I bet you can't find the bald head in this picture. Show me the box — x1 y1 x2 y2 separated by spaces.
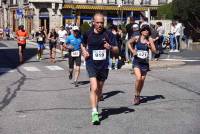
93 13 104 33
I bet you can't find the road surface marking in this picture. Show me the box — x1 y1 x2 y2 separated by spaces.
160 59 200 62
23 67 41 71
45 66 64 71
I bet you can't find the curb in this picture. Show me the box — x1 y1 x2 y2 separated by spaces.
120 60 186 70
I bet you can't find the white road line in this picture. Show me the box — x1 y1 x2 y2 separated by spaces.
23 67 41 71
45 66 64 71
0 68 15 73
160 59 200 62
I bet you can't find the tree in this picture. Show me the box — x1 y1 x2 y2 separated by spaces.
80 22 91 35
157 3 173 19
172 0 200 40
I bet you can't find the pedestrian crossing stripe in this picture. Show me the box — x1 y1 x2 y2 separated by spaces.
23 67 41 71
45 66 64 71
0 68 15 73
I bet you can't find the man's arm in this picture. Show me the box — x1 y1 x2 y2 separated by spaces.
81 44 89 59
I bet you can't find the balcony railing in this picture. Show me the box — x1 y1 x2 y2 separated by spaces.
63 0 167 6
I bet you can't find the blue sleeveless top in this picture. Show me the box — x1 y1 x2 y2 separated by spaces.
134 36 149 64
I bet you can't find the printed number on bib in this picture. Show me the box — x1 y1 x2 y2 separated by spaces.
38 37 43 41
93 50 106 60
71 51 80 57
19 37 25 41
137 50 148 59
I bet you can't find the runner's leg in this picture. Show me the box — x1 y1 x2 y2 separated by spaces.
97 80 104 102
18 46 23 63
90 77 98 110
134 67 143 96
138 75 146 95
74 65 80 86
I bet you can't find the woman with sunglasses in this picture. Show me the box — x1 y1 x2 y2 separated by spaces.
128 25 157 105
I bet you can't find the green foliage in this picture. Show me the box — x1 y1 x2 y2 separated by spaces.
172 0 200 40
80 22 91 34
157 3 173 19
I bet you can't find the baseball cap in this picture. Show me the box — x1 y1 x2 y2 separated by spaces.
72 26 79 31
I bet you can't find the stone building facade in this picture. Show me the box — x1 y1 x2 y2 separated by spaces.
0 0 173 33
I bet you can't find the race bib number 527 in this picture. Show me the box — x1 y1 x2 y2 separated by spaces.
93 50 106 60
137 50 148 59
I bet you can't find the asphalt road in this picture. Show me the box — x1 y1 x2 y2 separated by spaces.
0 40 200 134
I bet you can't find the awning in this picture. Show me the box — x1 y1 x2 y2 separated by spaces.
63 4 158 11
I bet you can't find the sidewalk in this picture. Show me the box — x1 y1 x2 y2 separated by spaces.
121 60 185 70
27 40 186 69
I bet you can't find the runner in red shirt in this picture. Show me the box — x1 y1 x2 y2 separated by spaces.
16 25 29 64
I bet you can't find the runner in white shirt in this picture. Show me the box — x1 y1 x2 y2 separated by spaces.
58 26 68 59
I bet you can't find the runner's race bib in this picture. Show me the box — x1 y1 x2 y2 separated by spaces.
137 50 148 59
93 50 106 60
38 36 43 41
19 36 25 41
71 51 80 57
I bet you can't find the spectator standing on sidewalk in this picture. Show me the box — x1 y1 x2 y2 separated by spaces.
35 26 46 60
150 24 159 60
156 22 165 54
81 13 118 125
128 25 157 105
4 26 10 40
125 17 138 63
174 21 183 51
48 28 58 63
16 25 29 64
169 21 176 52
109 25 121 70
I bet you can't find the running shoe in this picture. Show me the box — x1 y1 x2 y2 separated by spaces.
99 95 104 101
133 96 140 105
91 112 100 125
36 55 39 60
74 81 78 87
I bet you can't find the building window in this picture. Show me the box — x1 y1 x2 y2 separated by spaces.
86 0 96 3
123 0 134 5
107 0 117 4
158 0 167 4
142 0 151 5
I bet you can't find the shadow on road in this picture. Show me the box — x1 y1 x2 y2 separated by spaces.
102 90 125 100
100 107 135 121
140 95 165 104
0 45 37 76
78 80 90 85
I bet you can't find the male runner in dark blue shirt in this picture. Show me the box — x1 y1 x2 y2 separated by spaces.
81 13 119 125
